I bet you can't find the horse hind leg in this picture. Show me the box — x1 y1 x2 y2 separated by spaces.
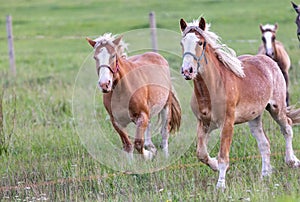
267 103 300 167
248 115 272 177
160 106 170 158
144 121 157 155
280 122 300 167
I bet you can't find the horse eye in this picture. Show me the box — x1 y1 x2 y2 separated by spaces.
111 54 116 58
198 41 203 46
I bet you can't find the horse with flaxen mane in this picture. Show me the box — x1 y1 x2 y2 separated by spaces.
87 33 181 160
292 1 300 42
179 17 300 190
258 23 291 106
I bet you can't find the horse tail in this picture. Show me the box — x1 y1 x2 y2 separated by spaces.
286 106 300 125
169 90 181 134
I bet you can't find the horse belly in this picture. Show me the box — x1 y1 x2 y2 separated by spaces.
234 85 270 123
234 104 265 124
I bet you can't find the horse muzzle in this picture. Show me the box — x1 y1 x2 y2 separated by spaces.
181 66 195 80
98 79 112 93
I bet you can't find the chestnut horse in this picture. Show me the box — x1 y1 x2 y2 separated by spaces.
292 1 300 42
179 17 300 190
258 23 291 106
86 33 181 160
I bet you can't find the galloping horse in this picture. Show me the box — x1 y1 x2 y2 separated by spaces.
258 23 291 106
179 17 300 190
292 1 300 42
86 33 181 160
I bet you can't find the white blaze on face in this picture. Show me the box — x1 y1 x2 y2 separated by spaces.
263 31 274 56
95 47 113 91
181 33 198 71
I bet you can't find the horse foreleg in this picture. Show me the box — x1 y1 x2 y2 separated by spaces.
281 70 290 106
111 120 133 160
248 115 272 177
216 119 234 190
134 112 154 160
196 121 218 171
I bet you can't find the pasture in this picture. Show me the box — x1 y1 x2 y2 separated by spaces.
0 0 300 201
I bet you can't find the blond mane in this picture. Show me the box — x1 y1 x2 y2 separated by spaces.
94 33 128 57
186 20 245 78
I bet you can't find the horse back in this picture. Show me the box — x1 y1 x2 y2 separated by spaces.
239 54 285 92
128 52 169 68
233 54 286 123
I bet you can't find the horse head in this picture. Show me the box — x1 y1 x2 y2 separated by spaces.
292 1 300 42
259 23 278 59
179 17 207 80
86 34 124 93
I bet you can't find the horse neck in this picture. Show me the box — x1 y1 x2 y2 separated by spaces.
197 45 225 96
112 56 132 90
273 41 279 60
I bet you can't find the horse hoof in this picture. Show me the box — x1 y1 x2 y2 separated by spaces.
145 143 156 152
143 149 155 160
286 160 300 168
216 179 226 192
285 155 300 168
261 169 272 178
162 147 169 158
208 157 219 171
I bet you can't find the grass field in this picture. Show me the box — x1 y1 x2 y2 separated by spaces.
1 0 300 201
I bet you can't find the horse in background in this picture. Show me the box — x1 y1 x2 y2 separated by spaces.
292 1 300 42
258 23 291 106
179 17 300 190
86 33 181 160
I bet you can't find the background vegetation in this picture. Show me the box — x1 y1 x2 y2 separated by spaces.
0 0 300 201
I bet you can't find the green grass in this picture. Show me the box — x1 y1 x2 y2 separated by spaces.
0 0 300 201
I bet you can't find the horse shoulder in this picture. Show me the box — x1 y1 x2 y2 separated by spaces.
103 93 113 117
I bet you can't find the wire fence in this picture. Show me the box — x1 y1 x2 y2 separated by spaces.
1 149 299 193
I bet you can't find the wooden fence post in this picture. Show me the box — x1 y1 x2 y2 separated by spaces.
149 11 158 52
6 15 16 76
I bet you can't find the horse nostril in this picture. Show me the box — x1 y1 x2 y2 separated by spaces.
181 68 184 74
189 67 193 73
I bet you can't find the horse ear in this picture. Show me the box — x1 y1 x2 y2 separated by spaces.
113 35 123 46
291 1 300 13
86 37 96 47
259 24 264 33
180 19 187 32
199 17 206 31
274 23 278 31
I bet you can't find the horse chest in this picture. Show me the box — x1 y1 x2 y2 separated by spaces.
111 107 131 127
191 94 211 121
104 94 132 127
